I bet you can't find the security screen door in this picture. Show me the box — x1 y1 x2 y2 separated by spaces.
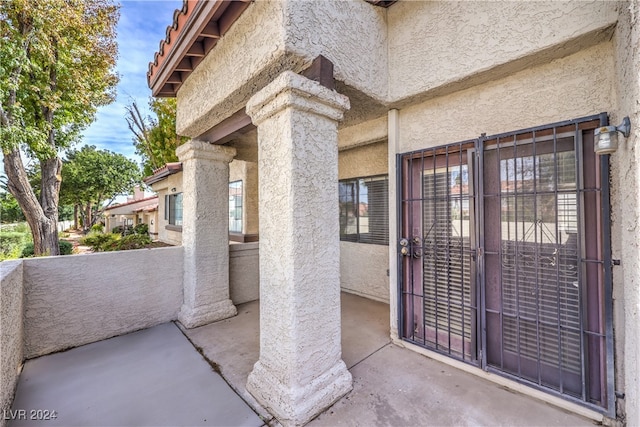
399 117 611 411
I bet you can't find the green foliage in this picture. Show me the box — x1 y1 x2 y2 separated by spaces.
0 231 26 260
110 233 152 251
0 192 25 223
60 145 141 227
0 0 119 255
91 223 104 233
126 98 187 176
81 231 151 252
20 239 72 257
81 231 119 251
58 240 73 255
133 223 148 235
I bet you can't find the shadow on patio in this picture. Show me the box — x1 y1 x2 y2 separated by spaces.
9 292 595 427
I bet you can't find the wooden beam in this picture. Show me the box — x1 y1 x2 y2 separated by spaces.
301 55 335 90
199 108 254 144
185 41 205 57
201 21 220 38
175 57 193 71
166 72 182 84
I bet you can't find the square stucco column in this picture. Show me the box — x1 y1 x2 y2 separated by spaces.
176 140 237 328
245 71 352 426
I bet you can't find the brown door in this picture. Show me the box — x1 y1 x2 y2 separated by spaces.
399 117 610 410
400 143 478 362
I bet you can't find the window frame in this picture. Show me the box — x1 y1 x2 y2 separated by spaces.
339 174 389 245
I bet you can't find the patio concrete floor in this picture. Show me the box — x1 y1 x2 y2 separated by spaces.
11 292 597 426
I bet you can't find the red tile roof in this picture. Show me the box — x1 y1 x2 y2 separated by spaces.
143 162 183 185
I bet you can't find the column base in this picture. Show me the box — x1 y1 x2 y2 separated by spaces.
246 359 352 426
178 299 237 329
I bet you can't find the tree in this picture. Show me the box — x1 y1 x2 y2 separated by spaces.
126 97 187 177
0 0 119 255
60 145 140 229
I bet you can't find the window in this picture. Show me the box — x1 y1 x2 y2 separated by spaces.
229 181 243 233
339 175 389 245
165 193 183 226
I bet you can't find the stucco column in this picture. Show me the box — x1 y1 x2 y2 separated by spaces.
245 71 352 426
176 140 237 328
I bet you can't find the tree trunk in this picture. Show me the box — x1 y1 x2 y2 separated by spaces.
73 204 79 230
2 149 61 256
85 203 92 230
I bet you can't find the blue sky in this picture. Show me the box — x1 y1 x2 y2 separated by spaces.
81 0 183 164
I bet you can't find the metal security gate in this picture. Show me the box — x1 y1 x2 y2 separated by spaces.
398 114 614 413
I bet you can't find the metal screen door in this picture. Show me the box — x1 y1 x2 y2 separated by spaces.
400 142 477 361
399 116 612 412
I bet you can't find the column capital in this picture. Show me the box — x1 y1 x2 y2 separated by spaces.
246 71 350 126
176 140 236 163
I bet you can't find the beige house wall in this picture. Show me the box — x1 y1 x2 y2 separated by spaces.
0 260 23 424
387 1 618 106
170 0 639 422
151 173 184 246
338 138 389 303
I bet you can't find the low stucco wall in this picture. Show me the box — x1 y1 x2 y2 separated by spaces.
0 260 23 423
229 242 259 304
22 247 184 359
340 242 389 303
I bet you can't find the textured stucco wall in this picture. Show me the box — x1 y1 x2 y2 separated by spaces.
229 160 259 235
151 172 183 246
338 116 387 150
0 260 23 423
388 1 618 105
177 1 297 137
340 242 389 303
338 140 388 180
22 247 183 359
397 42 614 153
610 2 640 424
338 141 389 303
229 243 259 304
284 0 387 104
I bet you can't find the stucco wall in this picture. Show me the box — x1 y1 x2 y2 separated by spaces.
338 116 387 150
388 1 617 106
338 139 389 302
151 172 183 246
177 1 295 137
229 160 259 235
340 242 389 303
611 2 640 424
0 260 23 424
397 42 614 153
22 247 184 359
229 242 259 304
338 140 388 180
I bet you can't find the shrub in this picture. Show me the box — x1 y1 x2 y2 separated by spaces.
0 231 26 261
20 239 73 258
21 243 34 258
59 240 73 255
91 223 104 233
81 232 120 252
110 233 152 251
133 223 148 235
111 225 124 235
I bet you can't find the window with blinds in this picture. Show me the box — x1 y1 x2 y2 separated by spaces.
165 193 183 226
339 175 389 245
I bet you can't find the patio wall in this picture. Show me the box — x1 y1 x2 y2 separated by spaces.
229 242 259 304
0 260 23 422
22 247 184 359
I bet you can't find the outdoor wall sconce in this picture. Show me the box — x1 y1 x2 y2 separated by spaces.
170 187 177 193
594 116 631 155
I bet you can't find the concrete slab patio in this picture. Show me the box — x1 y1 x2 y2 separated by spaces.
9 293 598 426
185 293 596 427
9 323 263 427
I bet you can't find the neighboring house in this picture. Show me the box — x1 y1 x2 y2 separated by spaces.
146 1 640 426
102 189 158 237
